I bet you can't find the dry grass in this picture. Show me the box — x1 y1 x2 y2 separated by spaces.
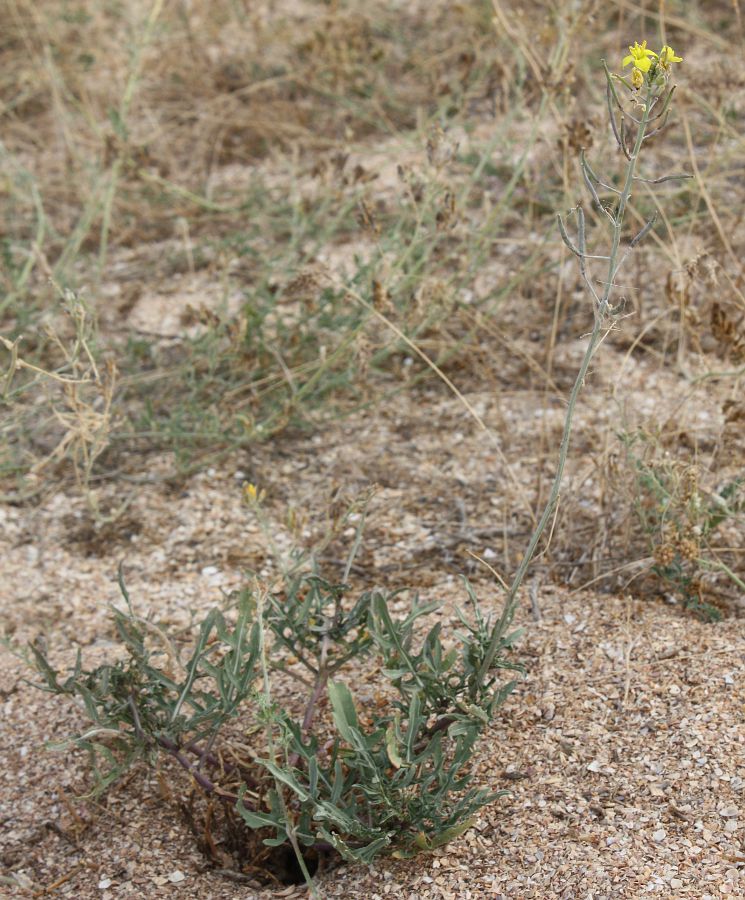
1 0 745 894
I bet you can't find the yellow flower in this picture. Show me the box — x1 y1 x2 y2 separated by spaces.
631 67 644 89
658 45 683 69
622 40 657 73
244 482 258 502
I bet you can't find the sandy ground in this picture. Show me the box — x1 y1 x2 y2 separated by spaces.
2 353 744 899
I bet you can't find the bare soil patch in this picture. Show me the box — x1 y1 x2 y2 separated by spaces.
2 369 745 898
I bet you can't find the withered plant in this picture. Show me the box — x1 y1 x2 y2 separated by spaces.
1 287 123 520
615 429 743 620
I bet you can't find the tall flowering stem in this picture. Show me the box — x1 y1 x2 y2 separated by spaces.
477 53 688 686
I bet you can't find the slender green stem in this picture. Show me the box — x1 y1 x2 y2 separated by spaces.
477 84 655 685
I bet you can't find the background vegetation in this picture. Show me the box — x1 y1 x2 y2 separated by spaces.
3 0 743 612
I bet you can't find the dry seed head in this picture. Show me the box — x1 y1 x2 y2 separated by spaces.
310 150 349 182
426 125 459 170
283 267 327 311
654 543 676 567
563 117 594 155
397 164 426 203
711 303 745 360
675 536 700 562
436 190 456 230
371 279 394 314
685 251 720 286
357 198 380 236
681 467 698 502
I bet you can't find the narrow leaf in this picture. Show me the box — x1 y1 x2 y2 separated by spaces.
328 681 359 744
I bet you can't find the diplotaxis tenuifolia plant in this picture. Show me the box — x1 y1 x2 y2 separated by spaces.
479 39 689 676
30 43 689 890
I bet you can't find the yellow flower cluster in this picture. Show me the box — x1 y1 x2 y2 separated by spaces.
622 40 682 88
243 482 264 504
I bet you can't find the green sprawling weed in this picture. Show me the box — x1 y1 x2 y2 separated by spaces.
31 568 521 879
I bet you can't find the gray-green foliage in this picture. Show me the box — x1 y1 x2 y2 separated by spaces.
30 571 521 871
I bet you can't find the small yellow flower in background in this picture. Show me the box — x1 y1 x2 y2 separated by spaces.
244 482 259 503
658 45 683 69
623 40 657 73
